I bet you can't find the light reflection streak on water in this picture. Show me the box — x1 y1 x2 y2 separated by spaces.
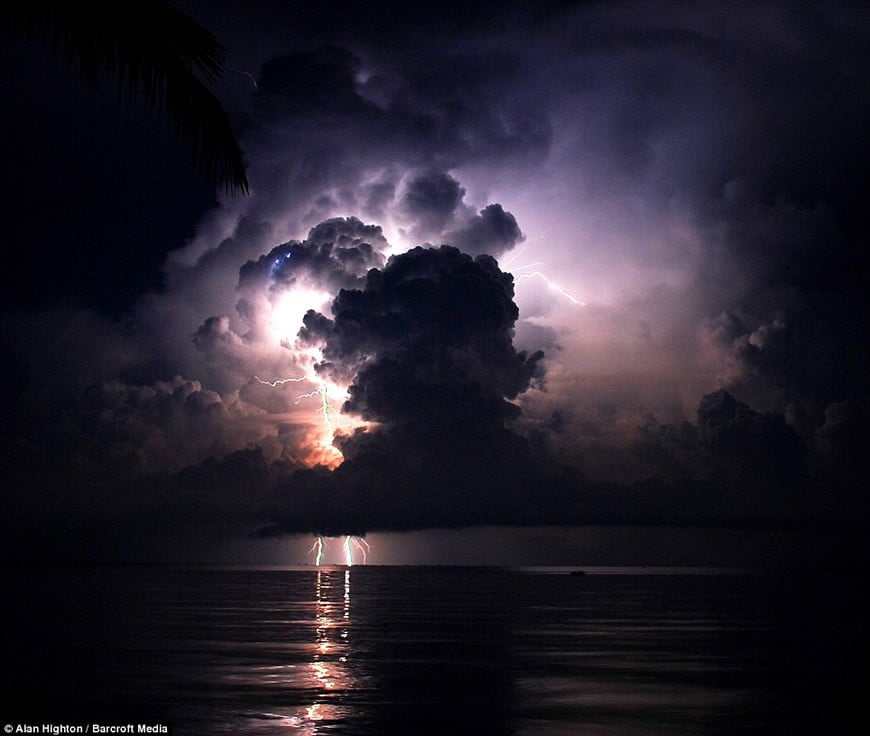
305 568 354 730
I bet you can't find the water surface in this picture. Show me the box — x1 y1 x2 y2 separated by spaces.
2 566 866 734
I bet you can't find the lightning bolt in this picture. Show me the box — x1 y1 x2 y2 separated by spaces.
310 536 325 566
292 384 335 432
227 66 258 90
306 534 368 567
253 375 336 430
295 389 322 401
253 375 308 387
505 245 585 307
258 374 343 566
515 271 585 306
341 536 369 566
319 385 334 431
256 374 367 566
352 537 369 563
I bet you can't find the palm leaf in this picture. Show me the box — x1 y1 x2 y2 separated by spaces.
3 1 249 194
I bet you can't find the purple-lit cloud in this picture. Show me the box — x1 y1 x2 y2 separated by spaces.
2 0 868 562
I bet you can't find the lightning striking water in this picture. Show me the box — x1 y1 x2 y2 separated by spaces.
257 374 364 566
352 537 370 564
305 535 368 566
342 536 370 566
310 536 325 566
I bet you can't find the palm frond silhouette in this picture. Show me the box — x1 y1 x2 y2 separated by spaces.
3 0 249 194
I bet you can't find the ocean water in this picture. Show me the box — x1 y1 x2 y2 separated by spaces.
2 566 866 735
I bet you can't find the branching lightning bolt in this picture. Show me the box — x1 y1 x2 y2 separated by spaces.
342 536 369 566
253 375 335 429
257 374 361 566
293 385 335 432
506 242 585 307
318 385 334 431
306 535 368 567
310 537 325 566
515 271 585 306
352 537 370 564
295 389 322 400
253 375 308 387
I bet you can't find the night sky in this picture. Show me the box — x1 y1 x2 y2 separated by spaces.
1 0 868 565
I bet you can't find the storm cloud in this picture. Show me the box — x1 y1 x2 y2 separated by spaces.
261 244 560 533
2 0 868 562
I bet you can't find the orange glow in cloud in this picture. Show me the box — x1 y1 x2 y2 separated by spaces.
261 285 379 472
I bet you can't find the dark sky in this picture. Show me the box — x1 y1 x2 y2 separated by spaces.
1 0 868 565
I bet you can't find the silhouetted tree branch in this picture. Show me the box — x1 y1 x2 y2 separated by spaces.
3 0 249 194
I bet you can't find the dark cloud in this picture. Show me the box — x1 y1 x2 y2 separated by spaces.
447 204 524 258
3 0 870 563
193 315 246 364
268 245 552 532
303 245 541 396
254 46 370 121
238 216 388 295
361 178 397 218
76 376 234 476
811 399 870 503
695 390 806 482
633 389 807 486
399 170 466 242
227 36 552 245
394 171 524 256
